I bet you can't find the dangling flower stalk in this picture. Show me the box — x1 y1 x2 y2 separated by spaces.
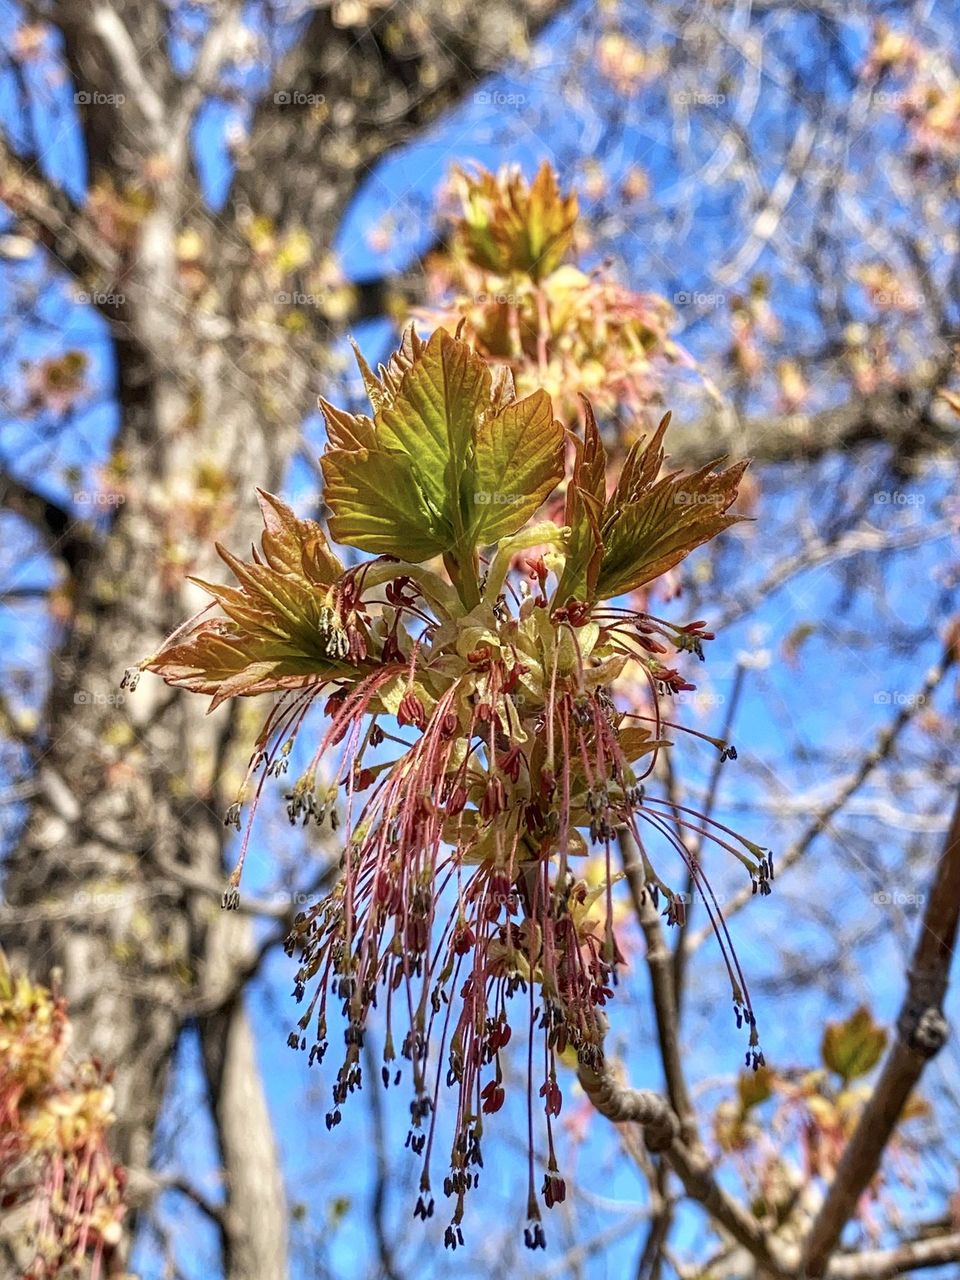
135 325 769 1249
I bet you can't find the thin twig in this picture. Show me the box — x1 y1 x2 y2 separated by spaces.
685 643 957 952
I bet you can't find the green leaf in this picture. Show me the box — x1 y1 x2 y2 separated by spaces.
554 398 607 604
596 414 747 598
454 162 578 280
214 544 336 648
472 389 563 543
318 396 377 451
597 465 746 598
348 329 427 413
321 447 451 560
320 330 429 449
377 329 489 539
350 339 389 411
822 1007 888 1083
524 162 578 279
606 412 671 514
144 489 363 708
321 328 564 574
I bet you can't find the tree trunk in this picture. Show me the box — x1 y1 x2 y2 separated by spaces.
1 278 311 1268
200 918 289 1280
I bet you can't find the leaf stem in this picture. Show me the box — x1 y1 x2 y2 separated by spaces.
443 547 481 610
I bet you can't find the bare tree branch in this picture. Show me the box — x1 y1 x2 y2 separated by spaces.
803 784 960 1276
686 642 957 950
0 131 123 305
87 1 167 145
671 358 958 471
126 1167 234 1248
170 0 244 162
619 831 697 1144
828 1231 960 1280
577 1030 793 1277
0 467 94 573
199 916 289 1280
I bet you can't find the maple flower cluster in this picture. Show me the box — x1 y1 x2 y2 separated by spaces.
422 163 692 423
138 326 769 1248
0 951 125 1278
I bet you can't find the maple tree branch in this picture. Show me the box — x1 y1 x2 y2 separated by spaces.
0 131 121 289
619 830 697 1144
87 1 167 145
51 0 174 191
578 1039 792 1277
126 1166 233 1239
363 1039 404 1280
229 1 569 233
170 0 243 162
579 1021 960 1280
0 469 94 574
826 1231 960 1280
670 356 957 471
803 783 960 1276
685 641 957 950
713 520 955 635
